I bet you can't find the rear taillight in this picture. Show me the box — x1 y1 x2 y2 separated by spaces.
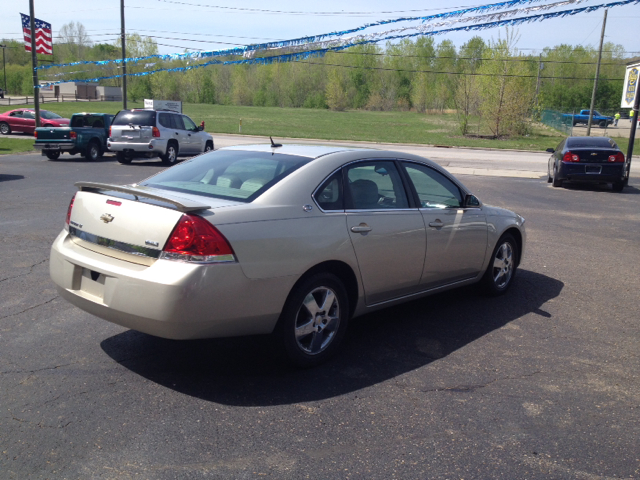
161 214 235 264
152 127 161 138
608 152 625 163
70 131 77 139
65 194 76 227
108 127 112 138
34 130 38 138
563 151 580 162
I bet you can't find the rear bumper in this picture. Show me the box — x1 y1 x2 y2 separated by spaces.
50 230 290 339
34 142 76 152
558 163 625 183
108 139 167 155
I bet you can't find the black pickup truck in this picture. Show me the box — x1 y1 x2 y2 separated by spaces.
34 112 114 161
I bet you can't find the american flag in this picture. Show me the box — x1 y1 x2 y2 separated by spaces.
21 13 53 55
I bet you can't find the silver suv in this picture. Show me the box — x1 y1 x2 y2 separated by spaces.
108 109 214 165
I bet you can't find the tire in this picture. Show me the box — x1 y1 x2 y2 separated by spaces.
84 141 102 161
480 234 518 296
598 120 606 128
612 181 625 192
552 166 563 187
547 163 553 183
0 122 10 135
204 141 214 153
116 151 132 164
277 273 349 368
161 142 178 165
45 151 61 161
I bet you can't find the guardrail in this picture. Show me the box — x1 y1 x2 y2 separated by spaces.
0 94 122 106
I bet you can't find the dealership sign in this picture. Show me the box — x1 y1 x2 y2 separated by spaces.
621 62 639 109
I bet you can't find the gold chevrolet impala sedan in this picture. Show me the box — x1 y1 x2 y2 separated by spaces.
50 144 526 367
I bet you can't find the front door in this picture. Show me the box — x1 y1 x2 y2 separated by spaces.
344 160 426 305
401 161 487 288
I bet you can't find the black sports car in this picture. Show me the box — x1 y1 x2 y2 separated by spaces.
547 137 626 192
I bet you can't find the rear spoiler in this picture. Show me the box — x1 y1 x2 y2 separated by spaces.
75 182 211 213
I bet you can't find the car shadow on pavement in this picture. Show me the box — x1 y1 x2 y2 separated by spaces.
560 182 640 194
0 174 25 182
100 269 563 406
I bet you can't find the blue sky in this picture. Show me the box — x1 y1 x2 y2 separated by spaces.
1 0 639 58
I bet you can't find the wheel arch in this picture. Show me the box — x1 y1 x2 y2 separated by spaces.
502 227 523 267
284 260 360 319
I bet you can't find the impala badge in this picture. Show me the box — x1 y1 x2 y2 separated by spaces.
100 213 114 224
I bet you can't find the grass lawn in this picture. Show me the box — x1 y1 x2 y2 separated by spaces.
0 137 38 155
2 101 639 154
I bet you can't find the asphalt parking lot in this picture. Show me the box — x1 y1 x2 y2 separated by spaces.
1 152 639 479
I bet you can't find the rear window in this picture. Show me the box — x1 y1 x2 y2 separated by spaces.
141 150 312 202
566 137 617 149
113 110 156 127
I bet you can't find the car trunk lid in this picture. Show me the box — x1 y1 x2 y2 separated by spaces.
570 148 622 163
68 183 226 265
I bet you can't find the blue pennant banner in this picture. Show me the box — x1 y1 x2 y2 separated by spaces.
37 0 640 87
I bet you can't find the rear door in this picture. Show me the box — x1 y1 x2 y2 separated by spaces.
344 160 426 305
400 161 487 288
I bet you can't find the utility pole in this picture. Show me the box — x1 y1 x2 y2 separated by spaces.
535 54 543 107
624 76 639 186
586 9 607 136
29 0 41 127
0 45 7 93
120 0 127 109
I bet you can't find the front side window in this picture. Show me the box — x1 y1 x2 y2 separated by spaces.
183 116 198 132
141 150 311 202
345 161 409 210
23 111 35 119
402 162 463 209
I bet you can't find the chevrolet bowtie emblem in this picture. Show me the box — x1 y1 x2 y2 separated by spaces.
100 213 114 223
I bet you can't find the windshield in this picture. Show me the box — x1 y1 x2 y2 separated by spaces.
112 110 156 127
141 150 312 202
40 110 63 120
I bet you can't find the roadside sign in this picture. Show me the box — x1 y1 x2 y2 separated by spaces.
143 99 182 113
621 62 639 109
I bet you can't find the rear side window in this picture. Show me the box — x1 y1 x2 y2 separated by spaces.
112 110 156 126
158 113 172 128
314 171 344 211
141 150 311 202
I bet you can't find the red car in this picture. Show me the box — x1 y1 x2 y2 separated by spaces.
0 108 70 135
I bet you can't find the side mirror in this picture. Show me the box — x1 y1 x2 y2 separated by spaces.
464 194 481 208
546 148 555 153
197 125 204 131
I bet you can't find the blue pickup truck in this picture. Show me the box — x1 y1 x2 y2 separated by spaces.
563 110 614 128
34 112 114 161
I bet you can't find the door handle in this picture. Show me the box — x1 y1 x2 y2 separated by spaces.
175 132 179 135
350 223 372 234
428 220 444 228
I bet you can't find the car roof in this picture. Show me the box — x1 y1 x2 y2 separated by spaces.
221 144 373 159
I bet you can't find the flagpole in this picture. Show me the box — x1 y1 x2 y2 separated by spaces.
29 0 41 128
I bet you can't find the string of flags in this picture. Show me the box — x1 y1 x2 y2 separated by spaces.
34 0 640 87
